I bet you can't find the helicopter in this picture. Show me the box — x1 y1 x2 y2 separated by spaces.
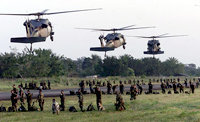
132 33 187 56
77 25 154 56
0 8 101 52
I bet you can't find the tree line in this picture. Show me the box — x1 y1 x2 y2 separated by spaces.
0 48 197 78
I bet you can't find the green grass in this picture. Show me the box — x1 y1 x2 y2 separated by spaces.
1 89 200 121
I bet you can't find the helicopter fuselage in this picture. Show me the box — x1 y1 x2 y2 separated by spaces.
99 33 126 49
147 39 161 52
24 19 54 40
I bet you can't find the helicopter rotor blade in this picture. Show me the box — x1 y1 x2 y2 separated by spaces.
157 33 169 37
157 35 187 38
119 25 136 29
127 35 187 39
76 26 155 32
119 26 155 31
40 9 49 14
0 8 102 16
43 8 102 15
75 28 114 31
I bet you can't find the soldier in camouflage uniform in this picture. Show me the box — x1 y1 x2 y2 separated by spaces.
115 92 125 111
130 85 137 100
37 89 44 111
77 89 84 112
26 90 32 111
95 87 103 110
11 90 18 111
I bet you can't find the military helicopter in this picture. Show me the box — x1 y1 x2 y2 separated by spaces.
132 33 187 56
0 8 101 52
77 25 154 56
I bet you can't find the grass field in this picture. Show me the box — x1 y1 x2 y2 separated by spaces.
1 88 200 122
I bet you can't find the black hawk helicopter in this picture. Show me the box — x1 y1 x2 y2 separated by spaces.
77 25 154 56
132 33 187 56
0 8 101 52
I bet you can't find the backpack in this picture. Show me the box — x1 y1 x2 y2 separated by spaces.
69 106 77 112
0 105 6 112
87 104 95 111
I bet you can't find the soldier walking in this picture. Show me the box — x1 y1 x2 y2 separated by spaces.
95 87 103 110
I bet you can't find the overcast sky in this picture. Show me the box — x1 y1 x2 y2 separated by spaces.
1 0 200 66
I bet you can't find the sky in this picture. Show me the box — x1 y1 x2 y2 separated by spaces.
1 0 200 66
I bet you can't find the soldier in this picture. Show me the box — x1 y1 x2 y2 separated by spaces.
10 90 18 111
148 81 153 94
26 90 32 111
77 89 84 112
161 82 166 94
60 90 65 111
196 80 199 88
184 79 188 88
190 83 195 93
20 82 23 88
115 92 125 111
89 81 94 93
172 82 177 93
95 87 103 111
25 82 28 89
13 84 18 94
19 85 25 104
137 84 143 94
93 80 96 86
102 82 106 87
119 81 124 94
130 85 137 100
107 81 112 94
79 80 85 93
48 80 51 90
179 84 184 93
37 89 44 111
112 85 118 94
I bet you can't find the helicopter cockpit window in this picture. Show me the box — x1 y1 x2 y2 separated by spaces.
41 24 48 28
114 37 119 40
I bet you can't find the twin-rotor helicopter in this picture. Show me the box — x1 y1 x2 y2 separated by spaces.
0 8 101 52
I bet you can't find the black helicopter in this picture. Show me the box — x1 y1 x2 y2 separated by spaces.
0 8 101 52
133 34 187 56
77 25 154 56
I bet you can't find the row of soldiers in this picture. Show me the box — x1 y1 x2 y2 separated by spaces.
17 80 51 90
10 84 46 112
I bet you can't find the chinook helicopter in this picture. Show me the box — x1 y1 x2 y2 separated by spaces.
133 34 186 56
77 25 154 56
0 8 101 52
